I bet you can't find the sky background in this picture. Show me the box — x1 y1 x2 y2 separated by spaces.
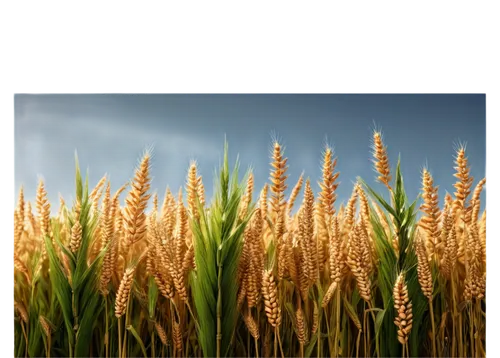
14 94 486 213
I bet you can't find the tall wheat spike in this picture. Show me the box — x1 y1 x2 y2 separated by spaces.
100 184 116 295
420 169 441 259
270 141 288 219
372 131 392 189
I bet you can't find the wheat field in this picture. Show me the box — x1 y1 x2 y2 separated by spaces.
13 131 486 358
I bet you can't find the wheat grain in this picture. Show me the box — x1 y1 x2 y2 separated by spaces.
15 302 28 323
69 200 82 253
240 172 254 219
287 173 304 217
420 169 442 258
440 225 457 279
270 141 288 218
100 184 116 295
39 315 51 337
464 223 484 300
243 312 260 339
262 270 281 327
182 243 195 274
328 216 345 285
36 179 51 240
172 320 183 351
470 178 486 223
393 273 413 345
90 175 107 203
187 161 201 219
347 221 372 302
115 267 136 318
299 179 317 287
163 189 177 239
295 307 307 344
453 147 474 217
155 322 168 346
415 234 432 299
275 209 287 280
372 131 392 189
311 301 319 334
343 186 358 234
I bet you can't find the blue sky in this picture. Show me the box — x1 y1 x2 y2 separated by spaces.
14 94 486 212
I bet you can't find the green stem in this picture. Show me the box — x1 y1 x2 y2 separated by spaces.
324 305 332 357
469 304 474 358
274 326 278 358
48 333 52 358
217 249 223 358
247 330 250 358
458 308 463 358
185 301 199 329
20 321 28 358
367 300 379 358
317 306 322 358
355 328 361 358
169 301 175 358
475 300 481 358
105 297 109 358
42 333 48 358
151 331 155 358
363 302 367 357
185 320 193 358
72 289 78 358
277 326 284 358
122 296 132 358
451 276 457 357
118 317 122 358
429 298 436 358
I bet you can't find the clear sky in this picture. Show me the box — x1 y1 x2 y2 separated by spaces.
14 94 486 212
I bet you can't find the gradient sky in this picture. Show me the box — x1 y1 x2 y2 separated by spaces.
14 94 486 213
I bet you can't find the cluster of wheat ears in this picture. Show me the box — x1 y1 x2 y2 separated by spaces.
14 131 486 358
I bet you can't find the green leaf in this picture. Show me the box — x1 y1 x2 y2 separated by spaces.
75 293 103 357
44 235 74 347
305 333 318 357
75 152 82 202
148 276 158 319
127 325 148 358
374 309 386 340
73 241 106 293
54 233 76 268
359 177 397 218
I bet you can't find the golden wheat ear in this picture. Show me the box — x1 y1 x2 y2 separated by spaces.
372 131 392 190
